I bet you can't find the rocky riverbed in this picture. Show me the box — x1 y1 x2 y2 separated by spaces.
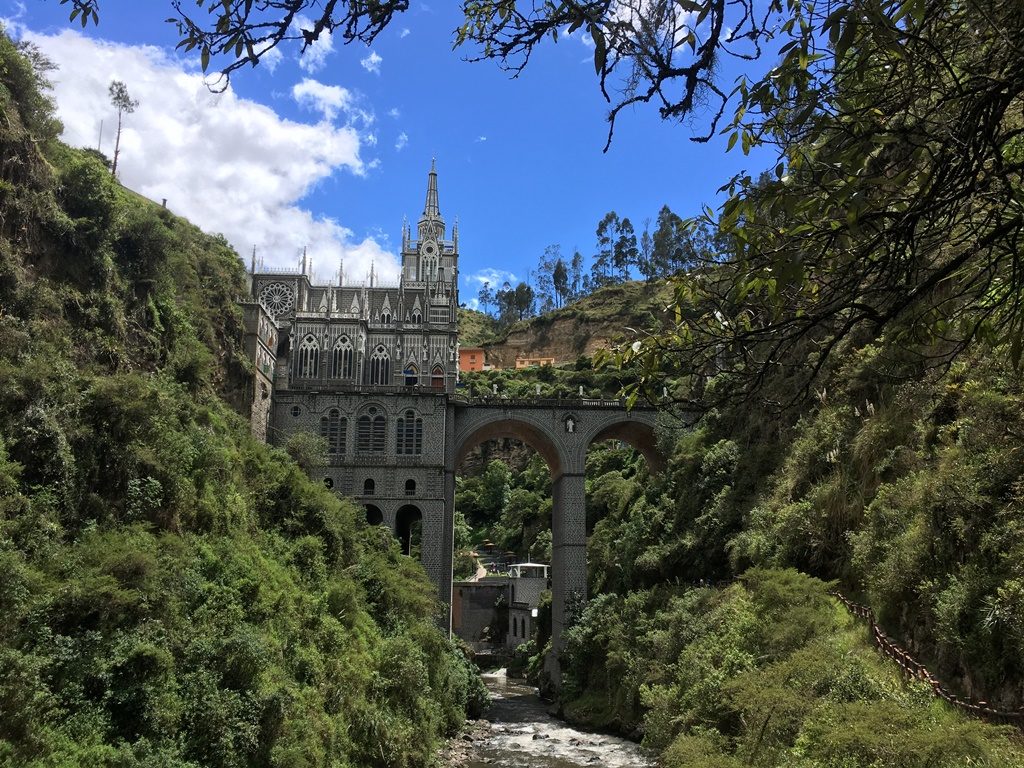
438 671 654 768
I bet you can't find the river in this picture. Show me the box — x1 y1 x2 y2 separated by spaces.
442 671 655 768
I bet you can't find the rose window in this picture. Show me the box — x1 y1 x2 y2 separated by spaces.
259 282 295 318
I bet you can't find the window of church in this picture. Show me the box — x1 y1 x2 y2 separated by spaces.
369 345 391 385
297 334 320 378
380 310 391 324
319 409 345 454
405 479 416 495
363 478 375 495
291 405 301 418
396 409 423 455
430 365 445 390
411 309 422 324
430 306 450 324
404 364 418 387
357 407 386 452
331 336 354 379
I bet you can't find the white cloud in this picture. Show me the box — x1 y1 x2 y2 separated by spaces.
20 27 399 282
360 50 383 75
291 78 353 121
387 107 400 119
399 28 411 38
475 135 487 142
466 268 517 289
294 15 335 73
395 132 408 151
259 45 283 73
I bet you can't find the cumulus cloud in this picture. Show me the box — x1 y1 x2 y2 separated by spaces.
291 78 354 121
395 132 409 151
399 28 411 38
295 15 335 73
360 50 382 75
387 107 401 119
466 268 518 289
19 27 399 281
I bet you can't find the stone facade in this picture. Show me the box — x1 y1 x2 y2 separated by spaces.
242 164 662 669
240 300 277 442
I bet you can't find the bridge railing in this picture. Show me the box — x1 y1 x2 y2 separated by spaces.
449 395 657 410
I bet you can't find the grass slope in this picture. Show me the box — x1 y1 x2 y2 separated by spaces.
0 36 483 768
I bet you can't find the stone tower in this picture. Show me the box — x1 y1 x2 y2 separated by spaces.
250 163 460 576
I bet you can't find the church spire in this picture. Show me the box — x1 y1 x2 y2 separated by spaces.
422 158 440 220
417 158 444 241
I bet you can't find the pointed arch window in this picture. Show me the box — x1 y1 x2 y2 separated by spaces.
421 255 437 279
297 334 320 378
404 363 419 387
430 365 445 390
411 308 422 324
356 406 386 453
319 409 345 454
396 409 423 455
331 336 354 379
380 309 392 325
369 345 391 386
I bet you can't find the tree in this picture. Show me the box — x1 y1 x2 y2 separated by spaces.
108 80 138 178
613 217 638 281
552 258 569 309
591 211 620 290
570 250 585 301
477 280 494 316
611 0 1024 414
513 282 535 321
651 205 687 276
637 218 656 281
63 0 408 87
534 244 561 313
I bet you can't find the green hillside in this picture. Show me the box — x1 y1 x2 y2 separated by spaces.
0 36 482 767
477 280 675 365
456 306 499 347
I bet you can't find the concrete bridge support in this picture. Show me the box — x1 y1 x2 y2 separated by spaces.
551 468 587 649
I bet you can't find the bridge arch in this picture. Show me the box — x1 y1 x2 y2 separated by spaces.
447 402 664 683
454 415 567 477
583 418 664 474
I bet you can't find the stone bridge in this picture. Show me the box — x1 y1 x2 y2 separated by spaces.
434 397 664 657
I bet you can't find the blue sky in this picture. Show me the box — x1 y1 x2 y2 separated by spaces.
6 1 773 303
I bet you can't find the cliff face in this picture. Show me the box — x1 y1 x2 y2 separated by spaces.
476 281 674 368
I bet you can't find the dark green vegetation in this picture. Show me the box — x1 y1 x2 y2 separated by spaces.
454 307 498 347
0 36 484 767
563 570 1022 768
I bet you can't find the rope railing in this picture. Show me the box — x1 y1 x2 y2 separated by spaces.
830 591 1024 727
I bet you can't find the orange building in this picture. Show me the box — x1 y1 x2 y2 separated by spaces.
514 355 555 369
459 347 486 372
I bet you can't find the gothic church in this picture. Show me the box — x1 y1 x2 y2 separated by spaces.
242 162 460 557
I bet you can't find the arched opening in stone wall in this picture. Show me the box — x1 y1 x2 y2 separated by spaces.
396 504 423 557
452 419 563 649
365 504 383 526
449 410 662 657
583 419 660 596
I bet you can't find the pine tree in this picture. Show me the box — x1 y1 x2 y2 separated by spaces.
108 80 139 178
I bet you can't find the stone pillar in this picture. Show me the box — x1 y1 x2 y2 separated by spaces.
551 466 587 651
419 499 450 626
439 466 456 634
